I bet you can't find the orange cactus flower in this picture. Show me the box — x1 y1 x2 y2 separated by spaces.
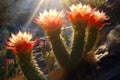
5 31 37 55
68 3 92 24
89 10 109 30
34 9 66 32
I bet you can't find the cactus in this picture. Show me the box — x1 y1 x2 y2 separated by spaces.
70 24 86 70
5 31 46 80
17 53 46 80
47 31 71 71
5 2 110 80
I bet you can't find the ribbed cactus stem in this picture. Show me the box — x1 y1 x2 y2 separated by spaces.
17 53 46 80
47 30 71 71
70 24 86 69
83 27 98 55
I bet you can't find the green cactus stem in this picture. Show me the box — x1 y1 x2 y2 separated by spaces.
70 24 86 70
83 27 98 55
47 30 71 71
17 52 46 80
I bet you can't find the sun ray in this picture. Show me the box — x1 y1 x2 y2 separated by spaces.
25 0 44 28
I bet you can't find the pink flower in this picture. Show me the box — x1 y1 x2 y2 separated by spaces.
39 41 48 47
1 66 6 70
3 58 14 63
0 50 2 54
39 42 44 47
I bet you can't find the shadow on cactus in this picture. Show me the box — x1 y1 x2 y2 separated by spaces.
5 2 110 80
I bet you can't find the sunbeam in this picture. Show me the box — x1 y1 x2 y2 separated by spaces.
25 0 44 28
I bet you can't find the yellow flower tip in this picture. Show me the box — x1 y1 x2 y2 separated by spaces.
68 3 92 24
34 9 66 33
5 31 37 55
93 11 109 22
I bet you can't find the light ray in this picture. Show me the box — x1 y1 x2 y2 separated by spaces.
25 0 44 28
